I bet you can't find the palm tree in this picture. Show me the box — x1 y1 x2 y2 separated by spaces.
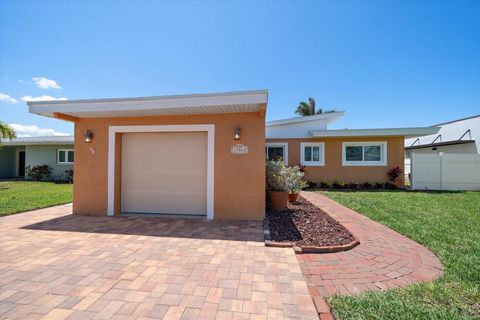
0 121 16 144
295 97 323 116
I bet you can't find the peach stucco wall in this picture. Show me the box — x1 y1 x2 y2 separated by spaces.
73 112 265 220
266 136 405 185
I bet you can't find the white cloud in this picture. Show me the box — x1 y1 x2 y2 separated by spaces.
32 77 62 89
0 92 19 104
21 95 68 102
9 124 70 137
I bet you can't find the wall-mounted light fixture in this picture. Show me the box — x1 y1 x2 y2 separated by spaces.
234 127 241 140
84 130 94 143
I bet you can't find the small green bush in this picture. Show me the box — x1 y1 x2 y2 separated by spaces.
384 182 398 189
332 180 345 189
318 180 330 189
346 182 359 189
375 181 385 189
25 165 51 181
305 180 317 189
61 169 73 183
361 181 374 189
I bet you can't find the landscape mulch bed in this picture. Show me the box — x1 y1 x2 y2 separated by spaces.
266 196 356 248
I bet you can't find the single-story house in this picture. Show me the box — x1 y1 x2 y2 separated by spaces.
27 89 438 220
266 113 438 185
0 136 74 180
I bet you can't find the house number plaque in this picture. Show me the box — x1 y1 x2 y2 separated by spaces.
231 144 248 155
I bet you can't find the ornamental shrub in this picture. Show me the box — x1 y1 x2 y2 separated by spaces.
61 169 74 183
318 180 330 189
284 166 308 194
361 181 373 189
346 182 359 189
305 180 317 189
375 181 385 189
265 159 289 192
388 166 403 183
25 164 51 181
332 180 345 189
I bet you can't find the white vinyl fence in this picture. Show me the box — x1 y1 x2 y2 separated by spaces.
411 153 480 191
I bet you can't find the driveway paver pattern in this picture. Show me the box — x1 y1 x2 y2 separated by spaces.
0 205 318 320
298 192 444 299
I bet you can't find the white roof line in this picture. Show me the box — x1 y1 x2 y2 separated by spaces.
431 114 480 127
266 112 345 127
28 89 268 119
27 89 268 106
3 135 74 146
311 127 440 138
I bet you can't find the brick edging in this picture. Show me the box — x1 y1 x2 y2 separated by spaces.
264 218 360 254
312 297 334 320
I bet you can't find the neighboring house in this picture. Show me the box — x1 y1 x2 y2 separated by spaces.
0 136 74 180
28 90 437 220
404 115 480 175
266 113 438 185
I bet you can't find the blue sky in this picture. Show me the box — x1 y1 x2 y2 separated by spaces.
0 1 479 136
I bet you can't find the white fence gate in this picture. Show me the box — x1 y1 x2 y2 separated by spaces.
411 153 480 191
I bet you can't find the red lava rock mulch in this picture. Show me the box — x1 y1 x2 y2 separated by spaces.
266 196 357 249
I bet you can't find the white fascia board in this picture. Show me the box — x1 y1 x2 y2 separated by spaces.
4 141 74 146
266 112 344 127
311 127 440 138
3 137 74 146
28 90 268 118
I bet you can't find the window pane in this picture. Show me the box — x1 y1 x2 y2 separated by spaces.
364 146 381 161
346 146 362 161
68 151 74 163
59 150 65 163
304 147 312 161
312 147 320 162
267 147 284 162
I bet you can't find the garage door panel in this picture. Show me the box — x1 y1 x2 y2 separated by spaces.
122 171 207 192
121 132 207 215
122 154 206 171
123 191 207 215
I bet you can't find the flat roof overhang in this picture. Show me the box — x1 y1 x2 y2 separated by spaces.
3 136 74 146
266 112 345 127
311 127 440 139
28 90 268 120
405 139 476 150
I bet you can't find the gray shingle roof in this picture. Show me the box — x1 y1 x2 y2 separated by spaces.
2 135 74 145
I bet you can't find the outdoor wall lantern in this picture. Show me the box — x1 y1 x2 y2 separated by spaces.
84 130 94 143
234 127 241 140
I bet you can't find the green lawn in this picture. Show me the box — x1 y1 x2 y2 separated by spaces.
319 190 480 320
0 181 73 216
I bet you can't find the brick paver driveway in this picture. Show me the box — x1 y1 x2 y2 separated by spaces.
0 205 317 320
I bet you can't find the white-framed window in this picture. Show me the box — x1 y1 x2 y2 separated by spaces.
300 142 325 166
342 142 387 166
58 149 74 164
265 142 288 165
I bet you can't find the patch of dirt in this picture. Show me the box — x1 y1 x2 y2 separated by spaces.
267 196 355 247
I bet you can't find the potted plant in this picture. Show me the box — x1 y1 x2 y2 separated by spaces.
285 165 308 202
266 159 289 210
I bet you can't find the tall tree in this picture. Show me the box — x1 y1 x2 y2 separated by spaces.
0 121 16 144
295 97 323 116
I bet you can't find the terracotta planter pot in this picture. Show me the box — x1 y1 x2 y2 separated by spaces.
269 191 288 210
288 193 299 202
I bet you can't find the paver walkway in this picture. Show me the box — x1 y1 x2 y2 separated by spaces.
298 192 444 300
0 205 317 320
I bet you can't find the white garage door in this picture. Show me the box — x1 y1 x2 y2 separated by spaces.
121 132 208 216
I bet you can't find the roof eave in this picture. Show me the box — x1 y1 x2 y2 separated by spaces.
405 139 476 150
311 127 440 138
266 111 345 127
28 90 269 119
